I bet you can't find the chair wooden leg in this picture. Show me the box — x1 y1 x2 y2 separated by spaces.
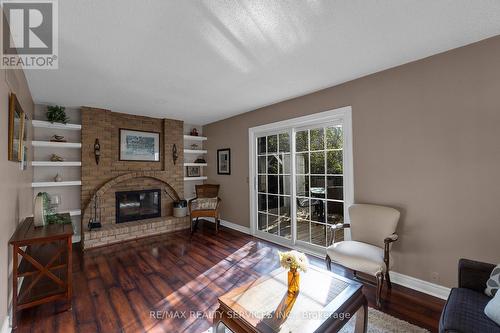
385 271 392 289
215 217 219 233
190 215 193 233
325 255 331 271
191 218 200 234
375 272 384 308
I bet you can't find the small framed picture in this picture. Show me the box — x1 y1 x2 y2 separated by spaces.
186 166 201 177
119 129 160 162
217 148 231 175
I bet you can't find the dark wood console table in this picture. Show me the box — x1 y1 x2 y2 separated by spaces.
9 216 73 328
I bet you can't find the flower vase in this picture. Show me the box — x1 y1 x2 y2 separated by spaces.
287 267 300 295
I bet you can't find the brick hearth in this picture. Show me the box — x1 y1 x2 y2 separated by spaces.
84 215 190 249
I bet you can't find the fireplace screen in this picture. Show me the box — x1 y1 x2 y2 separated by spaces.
115 189 161 223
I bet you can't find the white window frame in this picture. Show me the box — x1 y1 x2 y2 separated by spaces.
248 106 354 256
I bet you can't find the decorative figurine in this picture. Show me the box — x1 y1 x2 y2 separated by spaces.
190 128 199 136
54 173 62 182
50 134 67 142
50 154 64 162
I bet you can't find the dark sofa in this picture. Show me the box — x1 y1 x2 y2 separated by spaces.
439 259 500 333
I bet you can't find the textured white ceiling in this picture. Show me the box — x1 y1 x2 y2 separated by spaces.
25 0 500 124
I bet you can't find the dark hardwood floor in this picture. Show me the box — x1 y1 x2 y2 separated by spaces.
14 221 445 333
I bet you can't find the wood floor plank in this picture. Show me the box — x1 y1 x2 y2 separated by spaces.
87 278 122 332
127 289 167 333
13 224 444 333
56 307 76 333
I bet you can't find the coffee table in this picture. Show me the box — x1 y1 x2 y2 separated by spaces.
214 265 367 333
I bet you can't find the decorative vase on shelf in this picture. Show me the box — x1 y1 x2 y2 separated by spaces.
54 173 62 182
33 194 47 227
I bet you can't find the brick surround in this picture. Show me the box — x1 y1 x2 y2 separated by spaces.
81 107 186 249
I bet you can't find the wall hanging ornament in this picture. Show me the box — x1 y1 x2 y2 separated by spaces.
94 138 101 165
172 144 178 165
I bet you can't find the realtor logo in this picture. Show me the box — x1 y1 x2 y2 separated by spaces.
1 0 58 69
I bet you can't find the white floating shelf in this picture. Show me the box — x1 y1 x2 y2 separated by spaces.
32 181 82 188
184 176 208 181
32 161 82 167
32 141 82 148
184 149 207 154
184 163 207 167
184 135 207 141
32 120 81 130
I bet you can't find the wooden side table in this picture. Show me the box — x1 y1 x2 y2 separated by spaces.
9 216 73 329
214 266 367 333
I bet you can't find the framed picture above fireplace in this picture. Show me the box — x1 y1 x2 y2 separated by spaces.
119 129 160 162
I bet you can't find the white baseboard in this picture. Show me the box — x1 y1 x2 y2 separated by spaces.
202 218 251 234
389 271 450 300
220 220 251 234
1 315 10 333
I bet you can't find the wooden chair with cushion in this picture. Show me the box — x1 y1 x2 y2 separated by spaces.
325 204 400 307
188 184 221 233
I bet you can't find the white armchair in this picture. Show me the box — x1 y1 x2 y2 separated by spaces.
325 204 400 307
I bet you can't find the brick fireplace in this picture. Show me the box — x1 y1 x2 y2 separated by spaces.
81 107 190 249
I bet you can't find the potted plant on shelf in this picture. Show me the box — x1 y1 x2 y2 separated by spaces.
46 105 69 124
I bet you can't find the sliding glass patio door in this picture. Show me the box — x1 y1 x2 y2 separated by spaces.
250 107 352 252
294 125 345 248
256 131 292 241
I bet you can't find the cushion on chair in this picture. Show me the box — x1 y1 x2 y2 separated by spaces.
485 292 500 326
440 288 500 333
326 240 390 276
191 197 218 211
349 204 400 248
485 264 500 297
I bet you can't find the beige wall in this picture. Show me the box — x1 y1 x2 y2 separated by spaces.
203 35 500 287
0 68 34 325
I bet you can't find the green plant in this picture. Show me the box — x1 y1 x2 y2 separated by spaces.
38 192 71 224
46 105 69 124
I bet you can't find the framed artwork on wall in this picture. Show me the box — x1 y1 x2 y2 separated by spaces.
186 166 201 177
217 148 231 175
8 93 25 162
119 129 160 162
